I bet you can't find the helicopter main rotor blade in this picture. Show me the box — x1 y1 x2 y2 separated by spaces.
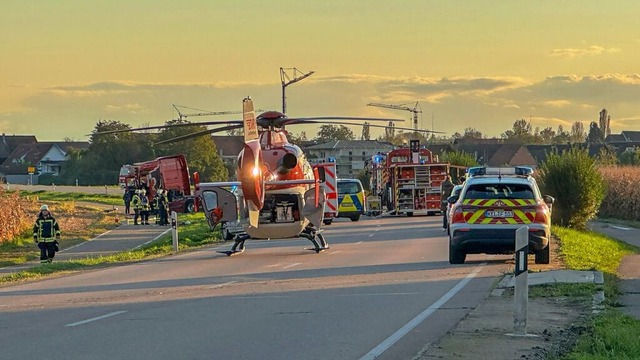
154 124 244 145
290 120 446 134
90 120 243 136
282 116 405 125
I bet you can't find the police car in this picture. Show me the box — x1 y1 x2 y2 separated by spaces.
447 166 554 264
337 179 366 221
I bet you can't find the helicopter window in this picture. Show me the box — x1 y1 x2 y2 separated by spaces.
201 191 218 211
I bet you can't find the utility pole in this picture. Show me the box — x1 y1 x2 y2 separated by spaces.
281 67 315 114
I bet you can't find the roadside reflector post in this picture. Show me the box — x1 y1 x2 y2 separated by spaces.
171 211 179 252
514 225 529 335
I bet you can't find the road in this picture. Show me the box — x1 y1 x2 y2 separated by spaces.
0 215 514 360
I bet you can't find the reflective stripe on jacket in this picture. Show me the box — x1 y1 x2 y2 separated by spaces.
33 217 61 242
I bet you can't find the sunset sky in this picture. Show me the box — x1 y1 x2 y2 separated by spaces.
2 1 639 141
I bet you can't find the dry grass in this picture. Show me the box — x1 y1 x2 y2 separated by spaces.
599 166 640 221
0 187 37 243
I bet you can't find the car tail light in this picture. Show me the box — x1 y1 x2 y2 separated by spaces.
533 203 549 224
451 206 465 223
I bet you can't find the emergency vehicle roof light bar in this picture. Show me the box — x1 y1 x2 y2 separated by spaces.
467 166 534 177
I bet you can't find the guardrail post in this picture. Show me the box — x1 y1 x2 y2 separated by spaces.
514 225 529 335
171 211 178 252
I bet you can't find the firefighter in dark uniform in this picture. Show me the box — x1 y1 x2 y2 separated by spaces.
155 188 169 225
140 189 151 225
33 205 61 263
441 175 455 229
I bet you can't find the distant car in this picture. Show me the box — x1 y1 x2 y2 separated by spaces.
445 184 463 234
448 166 554 264
337 179 366 221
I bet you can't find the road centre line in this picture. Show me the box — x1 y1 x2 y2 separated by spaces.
359 264 485 360
611 225 632 230
65 311 127 327
368 234 374 237
283 262 302 269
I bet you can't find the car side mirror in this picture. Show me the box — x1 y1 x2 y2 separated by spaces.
447 195 458 204
543 195 555 205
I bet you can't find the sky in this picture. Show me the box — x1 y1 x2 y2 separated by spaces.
2 0 640 142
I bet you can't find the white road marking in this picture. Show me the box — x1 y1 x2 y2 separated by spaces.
329 250 342 255
356 241 364 245
133 229 172 249
265 264 281 268
283 262 302 269
611 225 632 231
208 281 237 289
360 265 485 360
65 311 127 327
368 234 375 237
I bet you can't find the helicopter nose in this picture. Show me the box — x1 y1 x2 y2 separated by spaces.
277 153 298 174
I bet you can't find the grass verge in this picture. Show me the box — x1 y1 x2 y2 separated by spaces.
552 226 640 359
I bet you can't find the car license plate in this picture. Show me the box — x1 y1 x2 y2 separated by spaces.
485 210 514 218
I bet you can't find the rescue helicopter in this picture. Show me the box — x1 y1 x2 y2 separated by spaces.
95 97 441 255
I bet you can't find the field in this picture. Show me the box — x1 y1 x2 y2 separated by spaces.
599 166 640 221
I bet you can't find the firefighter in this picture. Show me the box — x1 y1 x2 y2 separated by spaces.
441 175 455 229
140 189 151 225
132 189 142 225
33 205 61 264
156 188 169 225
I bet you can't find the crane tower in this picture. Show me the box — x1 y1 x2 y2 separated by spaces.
367 101 422 131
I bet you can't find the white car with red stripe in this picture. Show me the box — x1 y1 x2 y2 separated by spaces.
447 166 554 264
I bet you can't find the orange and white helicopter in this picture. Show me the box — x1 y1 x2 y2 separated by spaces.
97 97 440 255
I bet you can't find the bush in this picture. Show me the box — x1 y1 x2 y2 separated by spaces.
537 147 605 229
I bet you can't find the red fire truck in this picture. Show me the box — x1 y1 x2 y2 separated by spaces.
369 146 455 216
119 154 196 213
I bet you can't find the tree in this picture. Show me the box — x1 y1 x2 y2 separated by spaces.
570 121 586 143
440 150 478 167
586 121 604 144
539 127 556 143
462 127 483 140
155 119 228 182
67 120 155 185
315 125 355 143
553 125 571 144
501 119 534 143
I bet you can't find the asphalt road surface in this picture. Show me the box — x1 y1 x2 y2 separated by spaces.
0 215 514 360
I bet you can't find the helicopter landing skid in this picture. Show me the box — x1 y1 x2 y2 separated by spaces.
217 234 249 256
217 249 244 256
300 227 329 253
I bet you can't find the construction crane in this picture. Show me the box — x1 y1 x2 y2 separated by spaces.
367 101 422 131
280 67 315 113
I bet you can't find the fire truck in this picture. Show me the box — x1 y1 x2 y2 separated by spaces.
368 144 456 216
119 154 196 213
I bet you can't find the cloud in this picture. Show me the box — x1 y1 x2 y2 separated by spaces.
549 45 621 58
3 73 640 140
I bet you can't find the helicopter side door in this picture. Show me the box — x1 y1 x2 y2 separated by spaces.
197 185 240 230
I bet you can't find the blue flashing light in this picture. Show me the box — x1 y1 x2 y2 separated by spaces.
327 157 336 163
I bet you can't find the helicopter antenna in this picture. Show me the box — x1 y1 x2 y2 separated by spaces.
281 67 315 114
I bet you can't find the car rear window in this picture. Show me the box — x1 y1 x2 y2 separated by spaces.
338 181 363 194
464 183 535 200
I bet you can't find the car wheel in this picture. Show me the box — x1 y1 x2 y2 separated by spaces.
449 238 466 264
323 219 333 225
406 212 414 217
185 200 195 213
350 214 360 222
535 245 550 264
221 223 234 240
